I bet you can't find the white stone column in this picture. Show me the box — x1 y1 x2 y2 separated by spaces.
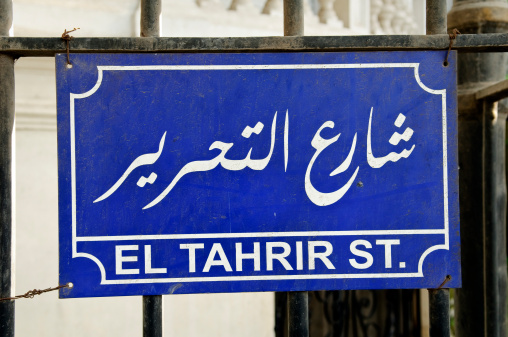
400 0 418 34
262 0 283 16
391 0 406 34
334 0 369 32
303 0 320 24
403 8 418 34
318 0 343 26
196 0 224 10
371 0 383 34
378 0 395 34
229 0 257 13
411 0 425 34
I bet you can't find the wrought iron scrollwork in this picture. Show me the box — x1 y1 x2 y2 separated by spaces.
308 290 421 337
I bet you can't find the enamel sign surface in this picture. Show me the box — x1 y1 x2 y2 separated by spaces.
56 52 460 298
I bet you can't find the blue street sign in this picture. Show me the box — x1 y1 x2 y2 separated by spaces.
56 52 460 298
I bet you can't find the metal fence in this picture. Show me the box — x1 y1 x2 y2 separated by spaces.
1 0 508 336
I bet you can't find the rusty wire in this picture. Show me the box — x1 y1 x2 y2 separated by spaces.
444 28 460 66
61 28 80 65
437 275 452 289
0 283 71 302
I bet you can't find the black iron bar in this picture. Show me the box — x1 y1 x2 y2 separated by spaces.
426 0 447 35
284 0 303 37
476 79 508 102
1 34 508 57
0 0 12 35
283 1 308 335
140 1 163 336
428 289 450 337
287 291 309 337
143 295 163 337
0 0 14 336
482 98 507 337
426 3 450 336
0 54 14 337
141 0 161 38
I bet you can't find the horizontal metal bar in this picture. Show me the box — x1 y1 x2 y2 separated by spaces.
476 80 508 102
1 33 508 57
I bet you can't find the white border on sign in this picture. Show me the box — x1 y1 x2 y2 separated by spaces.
68 63 449 285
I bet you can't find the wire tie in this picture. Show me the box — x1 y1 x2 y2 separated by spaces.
444 28 460 67
437 275 452 289
0 283 72 302
61 28 80 66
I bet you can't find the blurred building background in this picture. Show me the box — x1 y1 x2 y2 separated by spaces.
12 0 430 336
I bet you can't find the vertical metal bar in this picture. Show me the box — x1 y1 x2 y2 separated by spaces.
482 99 507 337
287 291 309 337
283 1 306 335
428 289 450 337
143 295 163 337
140 1 163 336
449 1 508 336
283 0 303 36
274 292 287 337
425 2 450 336
140 0 161 37
426 0 447 35
0 0 14 336
0 53 14 337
